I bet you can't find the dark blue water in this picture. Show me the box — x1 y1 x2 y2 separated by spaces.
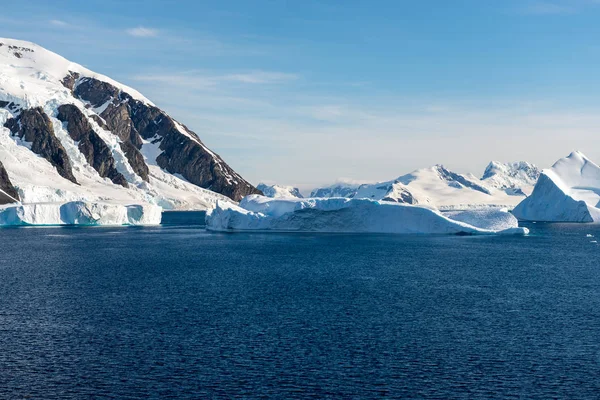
1 223 600 399
160 210 206 225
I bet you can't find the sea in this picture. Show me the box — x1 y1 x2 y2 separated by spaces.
1 219 599 398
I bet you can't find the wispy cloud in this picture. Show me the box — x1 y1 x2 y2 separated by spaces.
126 27 158 37
131 68 600 187
522 2 575 14
49 19 69 27
132 70 298 88
225 71 298 84
520 0 600 15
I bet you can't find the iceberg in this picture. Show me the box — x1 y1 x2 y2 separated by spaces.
206 195 528 235
442 208 519 231
0 201 162 226
513 151 600 222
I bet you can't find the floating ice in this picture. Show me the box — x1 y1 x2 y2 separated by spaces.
206 195 528 235
0 201 162 226
513 151 600 222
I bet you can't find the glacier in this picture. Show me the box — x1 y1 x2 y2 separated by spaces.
206 195 528 235
0 201 162 226
513 151 600 222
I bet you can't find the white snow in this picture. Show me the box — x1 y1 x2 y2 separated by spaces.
348 165 525 210
206 195 528 235
0 201 161 226
257 183 303 198
481 161 540 196
442 208 517 231
310 181 363 198
0 38 153 108
513 151 600 222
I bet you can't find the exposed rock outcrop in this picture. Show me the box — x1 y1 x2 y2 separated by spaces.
0 161 19 204
4 107 77 184
56 104 128 188
60 71 80 92
73 77 261 201
74 79 149 181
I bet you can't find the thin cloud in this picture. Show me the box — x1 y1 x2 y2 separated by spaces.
132 70 299 88
126 27 158 37
523 2 575 14
224 71 298 84
50 19 69 27
519 0 600 15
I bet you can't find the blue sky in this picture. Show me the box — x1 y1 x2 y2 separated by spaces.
3 0 600 189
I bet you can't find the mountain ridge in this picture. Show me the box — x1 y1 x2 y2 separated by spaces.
0 38 260 209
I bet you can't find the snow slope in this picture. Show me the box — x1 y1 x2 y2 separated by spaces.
513 151 600 222
206 195 528 235
0 38 245 210
256 183 303 199
481 161 540 196
350 165 525 210
310 164 535 210
310 181 363 198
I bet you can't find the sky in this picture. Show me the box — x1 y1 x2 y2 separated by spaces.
2 0 600 190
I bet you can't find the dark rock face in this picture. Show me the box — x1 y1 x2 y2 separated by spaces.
0 101 21 113
4 107 77 184
75 79 149 181
74 78 118 108
73 77 261 201
0 161 19 204
60 71 80 91
56 104 128 188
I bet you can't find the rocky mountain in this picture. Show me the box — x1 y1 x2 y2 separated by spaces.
481 161 540 196
0 38 260 210
256 183 303 198
0 160 18 204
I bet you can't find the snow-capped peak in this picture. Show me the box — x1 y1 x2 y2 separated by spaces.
0 38 153 109
481 160 540 194
256 183 304 199
309 180 364 198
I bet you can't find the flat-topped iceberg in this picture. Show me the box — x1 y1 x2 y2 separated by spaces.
206 195 528 235
513 151 600 222
0 201 162 226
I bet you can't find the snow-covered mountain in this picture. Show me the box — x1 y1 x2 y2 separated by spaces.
481 161 540 196
315 164 533 210
256 183 303 199
311 162 539 210
0 38 260 211
353 165 493 206
310 181 362 198
513 151 600 222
